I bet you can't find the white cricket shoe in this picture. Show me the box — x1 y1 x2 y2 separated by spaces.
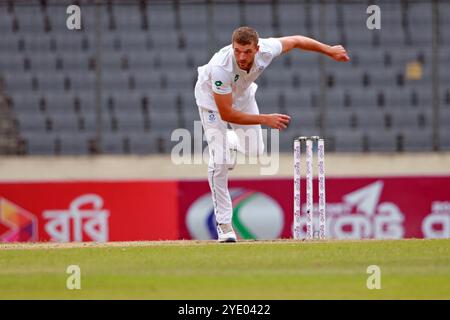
217 223 237 243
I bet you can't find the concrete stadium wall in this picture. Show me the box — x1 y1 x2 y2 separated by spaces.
1 152 450 181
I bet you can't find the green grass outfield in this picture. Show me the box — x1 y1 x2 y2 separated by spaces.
0 239 449 299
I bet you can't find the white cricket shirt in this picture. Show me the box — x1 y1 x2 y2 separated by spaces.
194 38 283 111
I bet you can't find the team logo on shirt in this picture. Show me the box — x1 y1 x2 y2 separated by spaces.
214 80 223 88
207 110 217 123
234 74 239 82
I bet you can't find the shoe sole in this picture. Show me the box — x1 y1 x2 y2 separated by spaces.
219 238 237 243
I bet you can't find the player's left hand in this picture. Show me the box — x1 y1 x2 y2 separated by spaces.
328 45 350 62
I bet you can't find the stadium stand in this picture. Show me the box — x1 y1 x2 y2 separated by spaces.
0 0 448 155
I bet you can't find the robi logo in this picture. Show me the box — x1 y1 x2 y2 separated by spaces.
0 198 38 242
186 188 284 240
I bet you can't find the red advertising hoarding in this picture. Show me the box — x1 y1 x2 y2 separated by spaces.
179 177 450 240
0 181 179 242
1 176 449 242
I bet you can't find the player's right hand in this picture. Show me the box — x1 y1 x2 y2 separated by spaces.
264 114 291 130
328 45 350 62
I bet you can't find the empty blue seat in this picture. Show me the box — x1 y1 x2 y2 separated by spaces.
101 132 127 154
51 114 80 133
22 132 55 155
128 132 160 154
402 128 433 152
367 130 398 152
15 113 47 133
57 132 93 155
334 130 364 152
439 128 450 151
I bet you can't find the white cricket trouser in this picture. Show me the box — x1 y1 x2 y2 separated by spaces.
197 99 264 224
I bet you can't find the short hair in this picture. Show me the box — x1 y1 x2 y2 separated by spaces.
232 26 259 46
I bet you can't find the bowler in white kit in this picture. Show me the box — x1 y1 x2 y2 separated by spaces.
195 26 349 242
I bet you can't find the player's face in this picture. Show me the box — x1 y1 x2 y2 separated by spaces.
233 42 259 71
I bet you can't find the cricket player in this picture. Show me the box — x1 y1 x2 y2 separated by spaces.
195 26 349 242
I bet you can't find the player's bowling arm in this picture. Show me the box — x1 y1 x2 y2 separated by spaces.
278 35 350 62
213 92 263 125
213 92 290 130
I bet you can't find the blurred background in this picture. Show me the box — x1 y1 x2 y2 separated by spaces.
0 0 449 155
0 0 449 242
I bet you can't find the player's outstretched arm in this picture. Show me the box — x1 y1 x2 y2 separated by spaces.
277 35 350 62
213 92 290 130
